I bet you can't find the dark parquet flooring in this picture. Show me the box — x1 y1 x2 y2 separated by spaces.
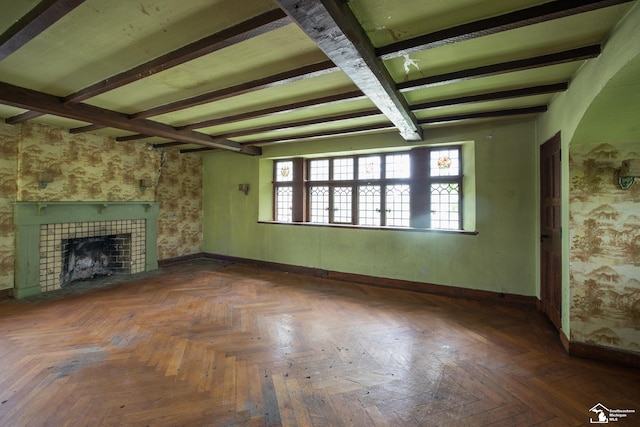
0 259 638 426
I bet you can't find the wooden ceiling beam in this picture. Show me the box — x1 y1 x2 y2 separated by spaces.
398 45 601 92
274 0 423 141
212 109 380 139
132 60 338 119
377 0 634 60
252 105 548 145
64 9 291 104
116 134 151 142
5 110 46 124
418 106 548 125
0 81 261 155
410 82 568 110
69 123 105 134
153 141 187 149
0 0 85 61
197 83 566 139
254 122 395 145
179 90 366 131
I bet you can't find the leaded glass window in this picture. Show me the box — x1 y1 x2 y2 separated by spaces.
386 184 411 227
333 158 354 180
310 186 329 223
275 186 293 222
309 159 329 181
276 160 293 182
358 156 381 180
430 183 460 230
273 147 463 230
386 154 411 179
333 187 352 223
358 185 381 226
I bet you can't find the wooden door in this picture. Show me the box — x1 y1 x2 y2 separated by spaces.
540 133 562 330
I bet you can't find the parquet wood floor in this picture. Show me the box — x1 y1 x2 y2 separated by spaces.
1 259 638 426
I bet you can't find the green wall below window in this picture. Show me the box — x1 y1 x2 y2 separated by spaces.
203 120 537 296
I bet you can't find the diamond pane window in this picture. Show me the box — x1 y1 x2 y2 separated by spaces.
309 159 329 181
275 186 293 222
430 149 460 177
386 154 410 179
358 156 381 180
386 184 411 227
333 187 352 223
333 158 354 180
358 185 381 226
276 160 293 182
430 183 460 229
310 186 329 223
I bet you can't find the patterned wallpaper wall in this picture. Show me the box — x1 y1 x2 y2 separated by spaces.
570 141 640 353
0 124 19 291
0 122 202 292
156 149 202 260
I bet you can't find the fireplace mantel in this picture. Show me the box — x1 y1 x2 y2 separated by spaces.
14 201 160 298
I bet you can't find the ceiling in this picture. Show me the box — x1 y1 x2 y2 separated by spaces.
0 0 636 156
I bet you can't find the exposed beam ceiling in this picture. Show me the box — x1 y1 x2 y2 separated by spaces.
0 0 85 61
274 0 423 141
65 9 291 105
0 0 633 154
377 0 634 59
0 81 261 155
132 60 339 120
397 45 601 91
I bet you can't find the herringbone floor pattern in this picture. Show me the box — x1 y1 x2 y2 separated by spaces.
0 259 638 426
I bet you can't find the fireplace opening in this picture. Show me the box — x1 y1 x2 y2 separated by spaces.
61 234 132 286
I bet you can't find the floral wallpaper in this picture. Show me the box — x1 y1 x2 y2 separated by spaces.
156 148 202 260
0 121 203 292
570 141 640 353
0 123 19 291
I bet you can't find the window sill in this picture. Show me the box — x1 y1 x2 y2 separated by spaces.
258 221 478 235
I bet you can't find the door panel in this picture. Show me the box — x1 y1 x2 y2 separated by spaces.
540 133 562 330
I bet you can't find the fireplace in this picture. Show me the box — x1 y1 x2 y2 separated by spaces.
62 234 131 285
14 201 159 298
39 219 146 292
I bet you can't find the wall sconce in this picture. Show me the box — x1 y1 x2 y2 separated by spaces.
618 159 640 190
38 172 54 189
139 178 153 193
238 183 249 195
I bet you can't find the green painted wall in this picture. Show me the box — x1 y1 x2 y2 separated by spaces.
203 119 537 296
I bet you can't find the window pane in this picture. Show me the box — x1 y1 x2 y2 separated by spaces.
358 156 381 180
333 187 352 223
310 186 329 223
275 186 293 222
385 153 410 179
430 148 460 177
332 158 353 180
276 161 293 182
430 183 460 229
358 185 381 226
309 159 329 181
386 184 411 227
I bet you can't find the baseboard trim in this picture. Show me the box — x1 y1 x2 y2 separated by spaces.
158 252 205 267
565 339 640 369
559 329 570 353
204 253 537 308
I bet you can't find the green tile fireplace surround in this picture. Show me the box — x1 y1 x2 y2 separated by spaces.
13 201 160 298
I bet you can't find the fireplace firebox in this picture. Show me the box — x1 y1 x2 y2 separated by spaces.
61 234 132 286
